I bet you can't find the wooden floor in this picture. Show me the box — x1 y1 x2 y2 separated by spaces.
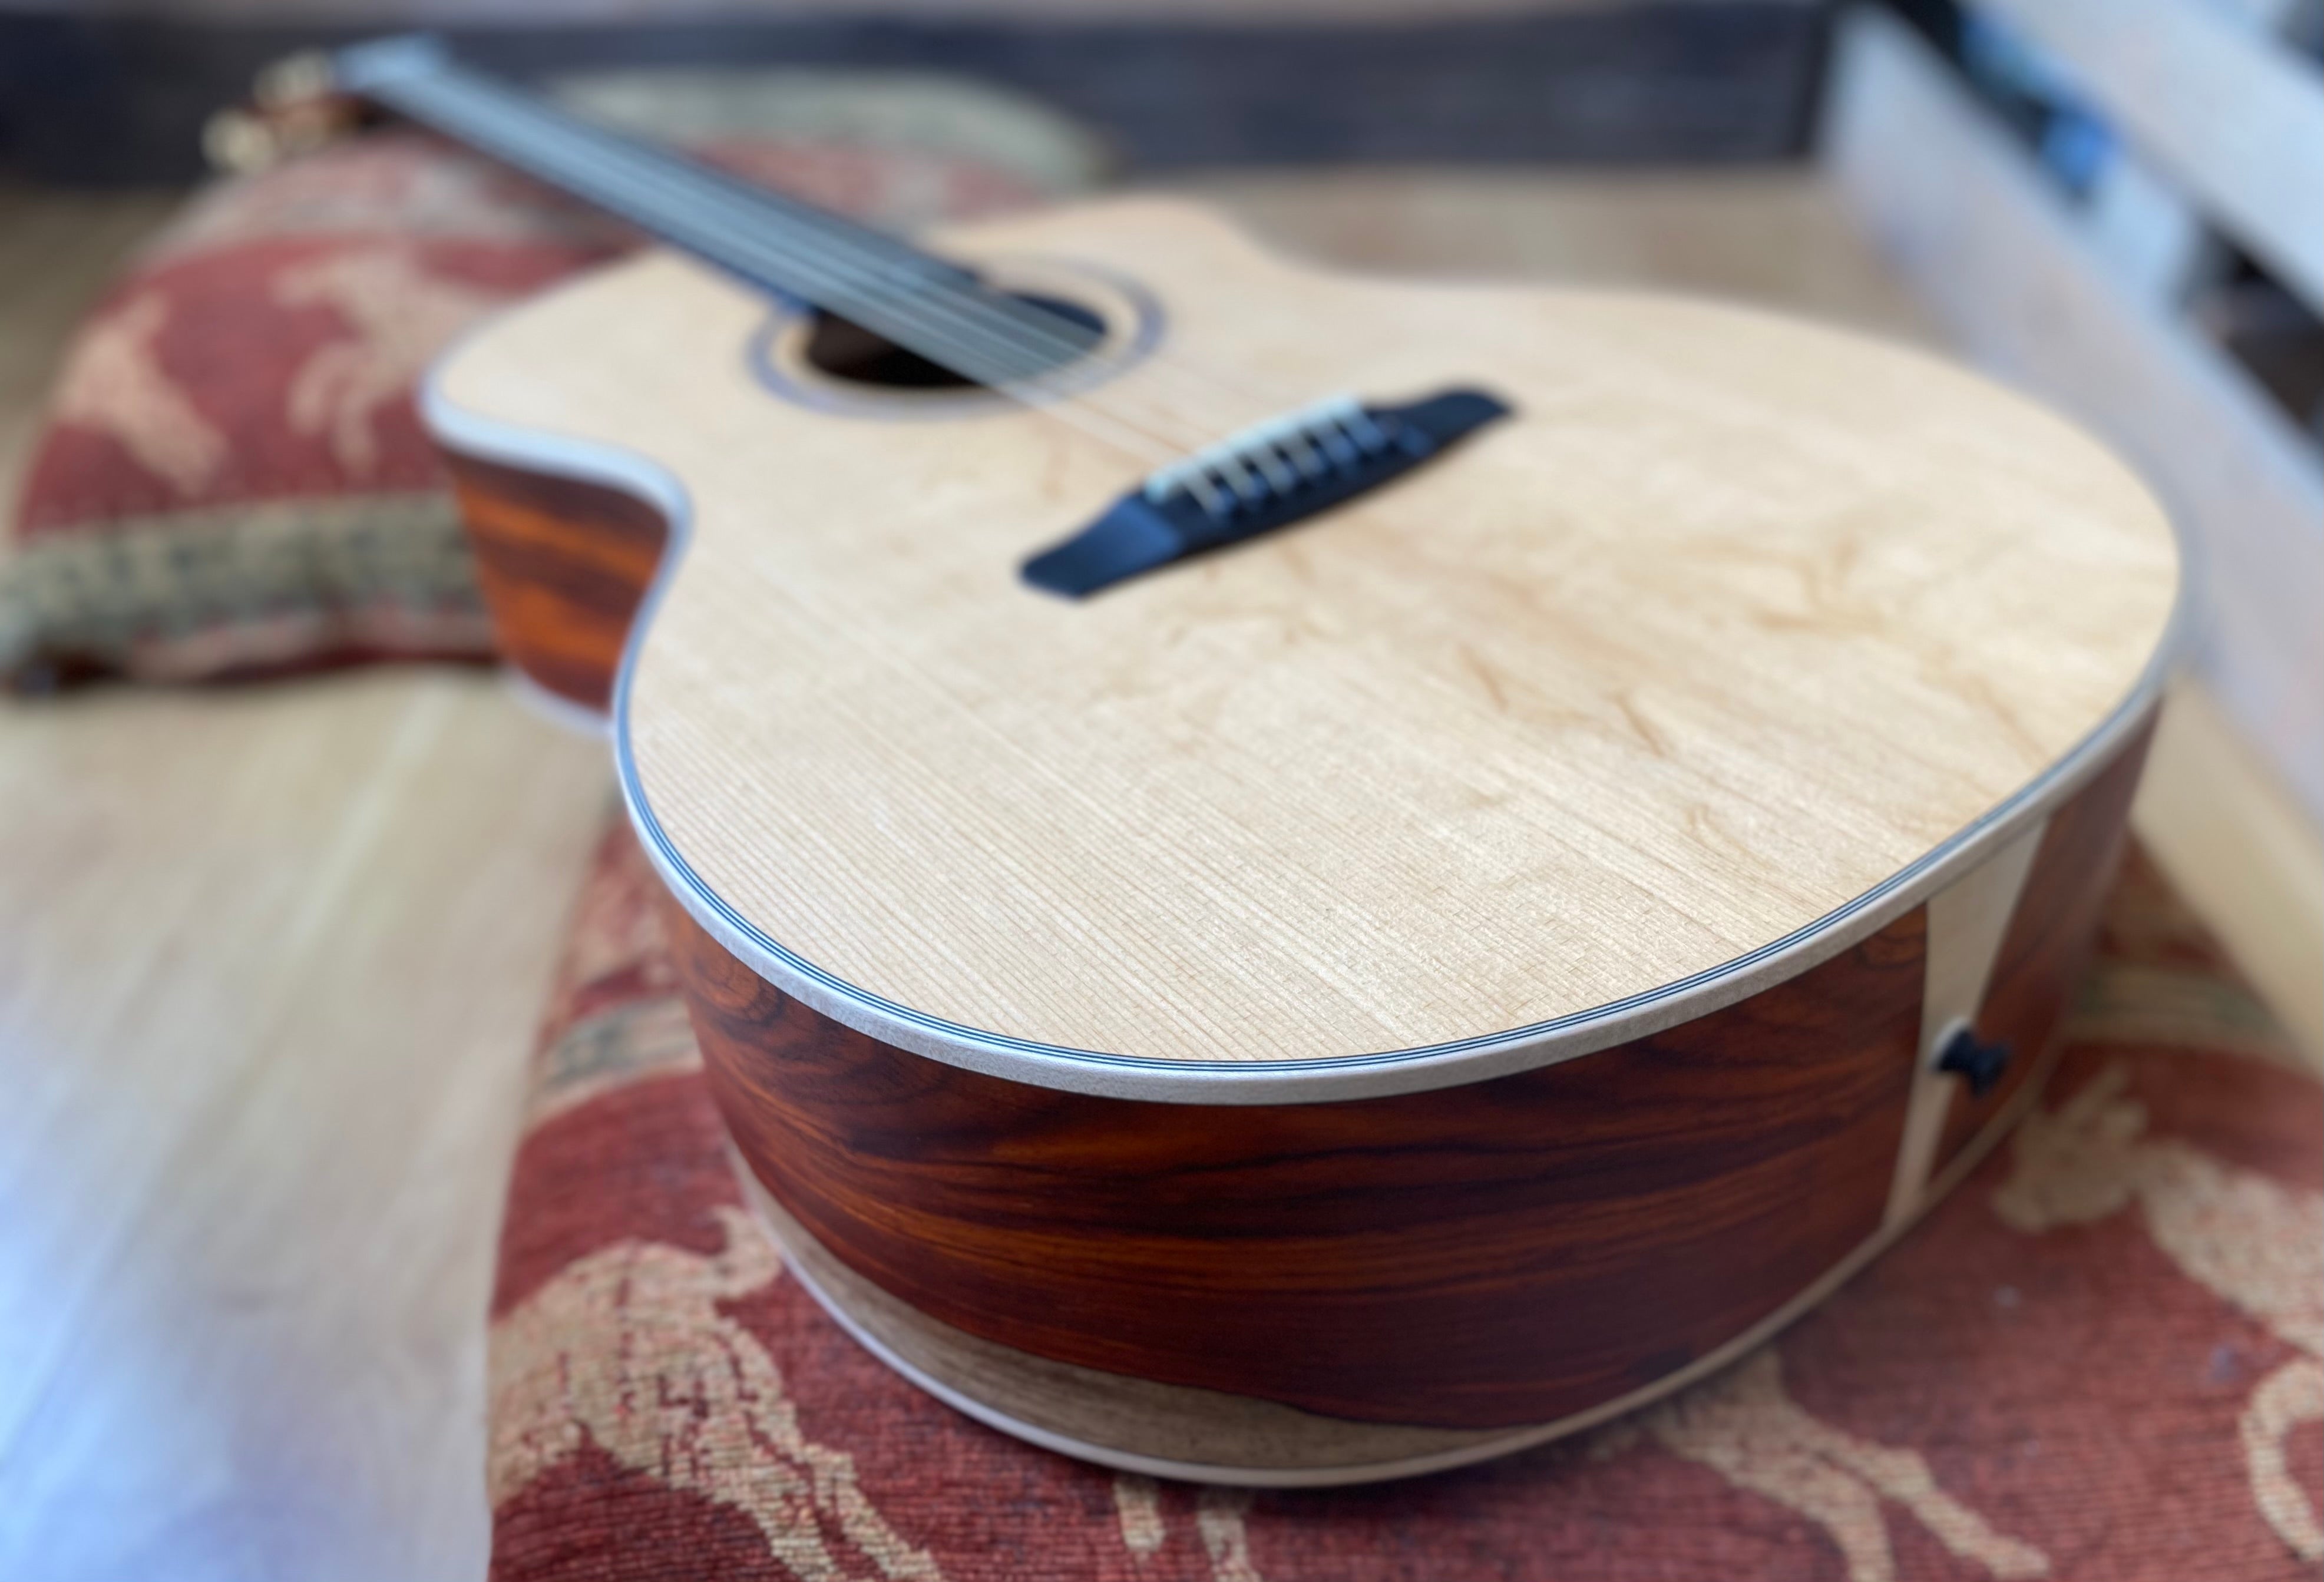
0 169 2314 1580
0 182 617 1578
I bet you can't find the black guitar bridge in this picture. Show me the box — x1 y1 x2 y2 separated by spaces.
1021 388 1512 597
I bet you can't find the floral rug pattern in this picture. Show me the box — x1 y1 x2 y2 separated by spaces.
489 826 2320 1581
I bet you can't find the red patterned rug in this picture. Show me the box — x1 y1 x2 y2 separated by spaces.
489 822 2321 1581
4 106 1089 690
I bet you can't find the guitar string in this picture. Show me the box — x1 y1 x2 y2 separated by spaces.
401 71 1292 455
446 66 1320 447
390 71 1317 472
394 75 1187 464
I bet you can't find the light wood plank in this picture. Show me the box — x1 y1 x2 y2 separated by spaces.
1827 6 2324 826
2135 679 2324 1070
0 673 611 1578
1980 0 2324 316
2074 0 2305 305
0 184 617 1579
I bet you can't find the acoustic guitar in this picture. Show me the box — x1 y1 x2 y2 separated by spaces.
316 38 2180 1484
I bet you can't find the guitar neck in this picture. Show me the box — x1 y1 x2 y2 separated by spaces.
331 37 1088 384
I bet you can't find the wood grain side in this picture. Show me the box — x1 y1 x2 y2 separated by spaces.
442 451 669 713
663 717 2157 1432
1934 706 2158 1174
672 899 1925 1431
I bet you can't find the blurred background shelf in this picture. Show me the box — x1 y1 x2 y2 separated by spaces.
0 0 1830 183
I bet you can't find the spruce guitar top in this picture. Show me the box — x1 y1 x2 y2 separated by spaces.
322 38 2177 1482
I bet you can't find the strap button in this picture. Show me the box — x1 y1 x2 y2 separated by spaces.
1937 1026 2014 1098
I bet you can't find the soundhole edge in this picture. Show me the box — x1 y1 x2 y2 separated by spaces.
804 293 1108 390
749 257 1163 420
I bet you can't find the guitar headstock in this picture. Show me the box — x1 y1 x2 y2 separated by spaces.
202 36 447 174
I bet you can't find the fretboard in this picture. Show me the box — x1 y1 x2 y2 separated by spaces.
333 36 1099 387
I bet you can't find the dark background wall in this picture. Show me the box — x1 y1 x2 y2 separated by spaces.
0 1 1833 183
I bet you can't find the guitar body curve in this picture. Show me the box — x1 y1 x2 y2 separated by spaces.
424 196 2178 1482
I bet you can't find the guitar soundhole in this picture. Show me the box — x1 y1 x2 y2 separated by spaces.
802 294 1109 390
753 261 1161 416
